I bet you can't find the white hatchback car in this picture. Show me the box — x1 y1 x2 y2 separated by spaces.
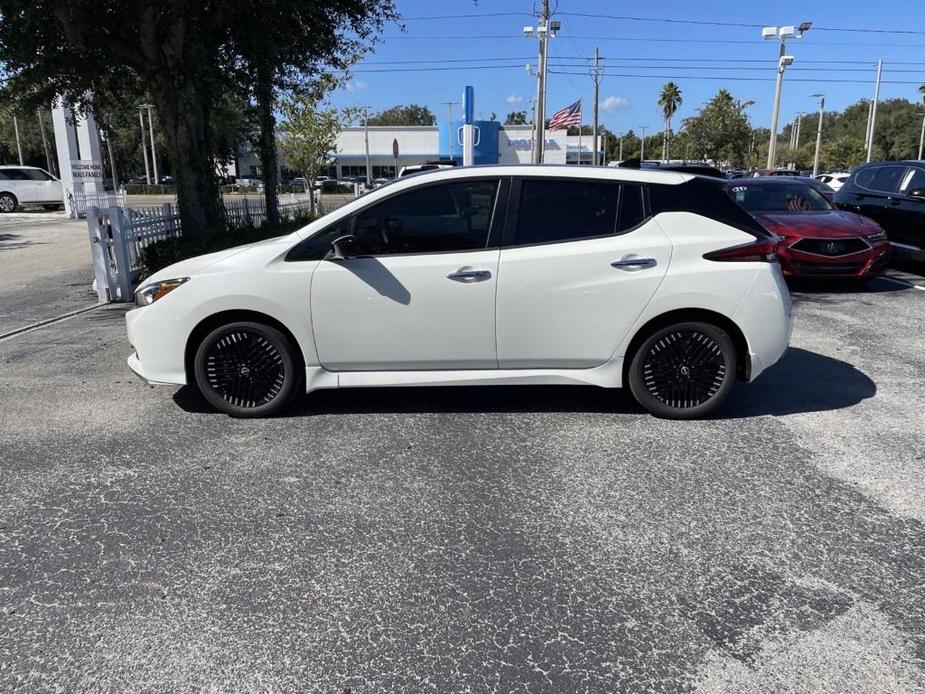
127 166 791 419
0 165 63 211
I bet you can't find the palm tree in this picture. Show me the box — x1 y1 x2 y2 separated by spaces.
658 82 683 162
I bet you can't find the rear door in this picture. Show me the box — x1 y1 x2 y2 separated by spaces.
495 177 670 369
848 165 908 243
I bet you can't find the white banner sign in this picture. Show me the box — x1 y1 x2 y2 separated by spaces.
71 160 102 180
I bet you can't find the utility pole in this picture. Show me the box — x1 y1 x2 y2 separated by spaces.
591 46 601 166
866 59 883 162
12 115 23 165
442 100 459 162
639 125 648 161
619 133 624 161
37 109 56 176
145 105 159 183
362 105 372 187
530 0 550 164
811 94 825 177
138 106 151 184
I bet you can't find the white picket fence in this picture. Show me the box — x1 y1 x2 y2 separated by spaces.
86 194 328 302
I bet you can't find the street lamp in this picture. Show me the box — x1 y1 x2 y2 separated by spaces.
918 84 925 160
763 22 811 169
810 94 825 177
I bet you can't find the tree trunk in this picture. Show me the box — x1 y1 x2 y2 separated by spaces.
255 65 280 226
150 80 225 238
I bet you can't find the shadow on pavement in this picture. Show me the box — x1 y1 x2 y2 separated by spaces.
788 275 908 298
173 347 874 420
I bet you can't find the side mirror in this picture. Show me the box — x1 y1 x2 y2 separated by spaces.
327 234 356 260
906 188 925 200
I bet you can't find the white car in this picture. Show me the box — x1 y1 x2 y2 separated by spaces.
126 166 791 419
815 172 851 191
0 165 63 211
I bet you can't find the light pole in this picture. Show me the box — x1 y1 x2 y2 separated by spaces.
918 85 925 160
810 94 825 177
639 125 648 161
141 104 159 184
138 105 152 184
763 22 811 169
523 4 560 164
866 59 883 162
441 101 459 162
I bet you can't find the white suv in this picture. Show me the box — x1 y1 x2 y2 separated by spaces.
126 165 792 419
0 166 63 212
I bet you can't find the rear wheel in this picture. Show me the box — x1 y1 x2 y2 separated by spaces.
0 193 17 213
628 321 737 420
193 321 302 417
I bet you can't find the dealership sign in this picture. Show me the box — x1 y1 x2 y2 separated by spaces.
507 137 561 150
71 160 102 180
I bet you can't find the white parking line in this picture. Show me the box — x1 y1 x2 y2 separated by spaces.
881 276 925 291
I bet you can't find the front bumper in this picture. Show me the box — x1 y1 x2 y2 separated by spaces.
125 306 188 386
127 352 177 386
778 239 889 278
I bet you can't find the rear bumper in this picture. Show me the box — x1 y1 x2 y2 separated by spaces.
734 266 792 381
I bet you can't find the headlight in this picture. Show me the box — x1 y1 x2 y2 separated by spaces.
135 277 189 307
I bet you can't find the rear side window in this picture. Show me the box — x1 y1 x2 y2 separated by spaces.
1 168 31 181
903 167 925 193
515 179 619 244
650 177 770 237
856 165 906 193
618 184 645 232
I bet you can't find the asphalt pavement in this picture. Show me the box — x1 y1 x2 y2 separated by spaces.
1 243 925 691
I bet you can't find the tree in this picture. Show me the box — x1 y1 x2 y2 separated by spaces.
367 105 435 126
231 1 395 225
278 95 341 214
681 89 751 167
658 82 682 162
504 111 528 126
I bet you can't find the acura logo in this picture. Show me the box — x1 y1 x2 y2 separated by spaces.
821 241 845 255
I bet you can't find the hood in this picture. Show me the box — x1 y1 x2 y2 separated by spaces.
753 210 875 239
142 235 291 286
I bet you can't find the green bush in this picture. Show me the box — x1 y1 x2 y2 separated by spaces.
124 184 177 196
137 212 317 280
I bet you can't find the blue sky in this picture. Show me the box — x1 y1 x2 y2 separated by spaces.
330 0 925 132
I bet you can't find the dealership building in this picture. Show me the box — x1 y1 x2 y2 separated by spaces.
234 121 603 180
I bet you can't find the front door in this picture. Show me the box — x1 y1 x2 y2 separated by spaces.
496 178 670 369
311 177 504 371
897 166 925 252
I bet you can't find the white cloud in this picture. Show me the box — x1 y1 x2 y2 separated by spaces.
505 94 524 106
344 80 367 93
602 96 629 113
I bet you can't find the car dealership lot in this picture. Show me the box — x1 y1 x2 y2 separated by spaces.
1 271 925 690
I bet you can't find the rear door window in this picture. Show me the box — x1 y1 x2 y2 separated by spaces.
514 179 620 245
857 166 907 193
901 167 925 194
2 168 32 181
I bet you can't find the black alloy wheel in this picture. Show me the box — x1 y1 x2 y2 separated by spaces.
628 321 737 419
193 321 301 417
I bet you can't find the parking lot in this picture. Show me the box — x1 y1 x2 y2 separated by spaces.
1 216 925 691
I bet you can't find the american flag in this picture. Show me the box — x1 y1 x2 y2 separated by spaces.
548 100 582 130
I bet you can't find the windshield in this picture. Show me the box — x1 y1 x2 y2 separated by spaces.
728 182 832 212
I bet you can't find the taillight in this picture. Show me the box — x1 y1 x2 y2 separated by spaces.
704 238 778 263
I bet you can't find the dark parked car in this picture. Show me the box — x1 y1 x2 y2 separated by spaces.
834 161 925 258
617 159 724 178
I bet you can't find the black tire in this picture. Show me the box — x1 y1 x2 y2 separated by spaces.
628 321 737 420
0 193 18 213
193 321 302 417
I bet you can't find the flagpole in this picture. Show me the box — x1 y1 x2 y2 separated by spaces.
577 98 582 166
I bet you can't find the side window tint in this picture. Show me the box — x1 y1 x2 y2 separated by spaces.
354 179 498 255
286 216 352 261
903 168 925 193
868 166 906 193
516 179 619 244
24 169 53 181
617 184 645 232
0 171 8 181
853 168 875 188
3 169 30 181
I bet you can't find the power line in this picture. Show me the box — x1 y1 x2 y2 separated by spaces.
548 70 925 85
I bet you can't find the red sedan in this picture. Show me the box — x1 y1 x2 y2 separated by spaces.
728 178 889 278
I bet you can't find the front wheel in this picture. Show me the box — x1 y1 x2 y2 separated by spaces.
193 321 302 417
628 321 737 420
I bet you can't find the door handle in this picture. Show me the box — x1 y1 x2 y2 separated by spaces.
611 257 657 271
447 269 492 282
887 197 901 206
